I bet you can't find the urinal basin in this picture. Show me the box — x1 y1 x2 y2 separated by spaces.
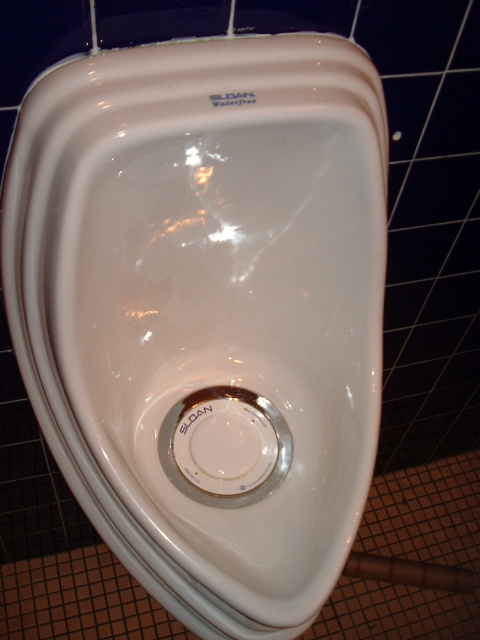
1 35 387 639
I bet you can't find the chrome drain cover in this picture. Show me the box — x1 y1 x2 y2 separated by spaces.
159 387 292 508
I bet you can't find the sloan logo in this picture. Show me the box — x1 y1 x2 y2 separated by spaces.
209 91 257 107
179 404 213 434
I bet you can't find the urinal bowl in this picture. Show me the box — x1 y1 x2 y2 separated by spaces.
1 35 388 640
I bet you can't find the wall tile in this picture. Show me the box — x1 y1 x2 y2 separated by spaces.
384 281 432 331
419 273 480 323
0 502 64 541
417 381 478 420
0 440 48 483
0 352 27 404
0 400 40 447
0 519 67 563
0 111 17 175
398 317 470 365
64 520 102 550
375 425 404 473
234 0 356 36
435 404 480 458
59 497 102 548
0 475 57 513
381 394 427 429
0 300 13 352
383 76 440 162
0 0 91 107
389 155 480 229
51 470 76 503
387 163 409 218
383 359 447 401
466 383 480 407
419 71 480 157
451 0 480 69
386 224 461 285
458 315 480 352
354 0 468 75
383 328 410 369
395 413 457 463
96 0 231 49
443 219 480 275
438 350 480 387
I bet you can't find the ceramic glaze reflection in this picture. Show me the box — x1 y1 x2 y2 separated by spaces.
95 125 359 379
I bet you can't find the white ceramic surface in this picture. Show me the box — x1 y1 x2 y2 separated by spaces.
1 34 388 640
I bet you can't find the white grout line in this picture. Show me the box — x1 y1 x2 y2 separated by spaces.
89 0 100 54
349 0 363 41
390 150 480 166
226 0 237 38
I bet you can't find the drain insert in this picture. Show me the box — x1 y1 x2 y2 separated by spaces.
159 387 292 508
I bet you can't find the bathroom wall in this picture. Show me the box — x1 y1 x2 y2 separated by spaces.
0 0 478 562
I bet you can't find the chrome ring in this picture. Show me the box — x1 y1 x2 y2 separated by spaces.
158 386 293 508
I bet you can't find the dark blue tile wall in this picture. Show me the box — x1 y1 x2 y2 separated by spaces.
1 0 479 562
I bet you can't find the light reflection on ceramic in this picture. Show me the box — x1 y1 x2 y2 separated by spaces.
1 35 388 640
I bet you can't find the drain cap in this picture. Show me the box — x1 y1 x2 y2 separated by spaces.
159 387 293 508
173 398 279 495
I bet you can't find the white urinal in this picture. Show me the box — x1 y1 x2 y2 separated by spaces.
1 35 388 640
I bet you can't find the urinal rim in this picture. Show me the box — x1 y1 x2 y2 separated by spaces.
0 36 386 640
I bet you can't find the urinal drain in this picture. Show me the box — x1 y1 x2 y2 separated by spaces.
158 387 292 508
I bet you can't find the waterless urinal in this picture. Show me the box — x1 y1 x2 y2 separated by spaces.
2 35 388 639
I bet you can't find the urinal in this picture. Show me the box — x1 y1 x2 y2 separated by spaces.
1 35 388 640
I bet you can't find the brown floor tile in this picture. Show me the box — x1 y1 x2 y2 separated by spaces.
1 451 479 640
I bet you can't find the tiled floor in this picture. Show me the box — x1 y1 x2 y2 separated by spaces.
1 450 479 640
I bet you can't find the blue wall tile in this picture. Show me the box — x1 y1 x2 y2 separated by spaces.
0 0 479 561
354 0 469 75
419 272 480 323
0 402 40 447
419 71 480 157
234 0 356 36
439 351 480 387
387 163 409 218
381 394 426 429
96 0 231 49
386 224 461 285
418 381 478 420
452 0 480 69
384 360 448 401
383 329 410 370
398 317 471 365
384 281 432 331
0 111 18 174
0 0 91 107
390 155 480 229
435 405 480 459
0 352 26 403
459 315 480 351
383 76 440 162
0 440 48 484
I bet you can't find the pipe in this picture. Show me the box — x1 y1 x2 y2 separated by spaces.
343 551 477 594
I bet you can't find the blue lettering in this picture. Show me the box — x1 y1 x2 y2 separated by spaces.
210 92 257 108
